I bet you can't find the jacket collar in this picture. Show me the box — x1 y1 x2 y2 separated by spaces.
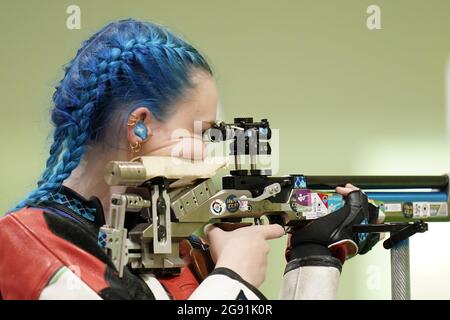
38 186 106 228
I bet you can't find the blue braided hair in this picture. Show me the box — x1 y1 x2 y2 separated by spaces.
13 19 212 211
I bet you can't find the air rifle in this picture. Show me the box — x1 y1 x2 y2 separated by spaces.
99 117 449 299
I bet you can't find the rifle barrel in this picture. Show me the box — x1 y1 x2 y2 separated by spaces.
305 175 449 190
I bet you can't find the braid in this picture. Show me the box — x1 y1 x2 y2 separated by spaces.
12 19 212 211
37 127 65 186
14 59 111 208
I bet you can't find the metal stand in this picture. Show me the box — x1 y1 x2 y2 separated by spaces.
390 239 411 300
353 221 427 300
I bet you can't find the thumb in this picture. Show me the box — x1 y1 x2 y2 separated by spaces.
257 224 286 240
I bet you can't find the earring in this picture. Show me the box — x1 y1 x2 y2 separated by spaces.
127 113 139 127
130 141 142 153
128 112 151 153
133 121 148 140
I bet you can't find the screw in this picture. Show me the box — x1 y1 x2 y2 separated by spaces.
158 226 166 239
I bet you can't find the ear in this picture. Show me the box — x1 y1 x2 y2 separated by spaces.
127 107 153 148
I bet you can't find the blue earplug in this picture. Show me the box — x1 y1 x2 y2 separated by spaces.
134 121 148 140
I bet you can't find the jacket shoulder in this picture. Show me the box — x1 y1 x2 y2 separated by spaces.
0 208 109 299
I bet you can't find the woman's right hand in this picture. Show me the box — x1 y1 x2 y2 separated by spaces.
204 224 285 288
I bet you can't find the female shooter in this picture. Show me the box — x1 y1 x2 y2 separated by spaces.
0 19 379 299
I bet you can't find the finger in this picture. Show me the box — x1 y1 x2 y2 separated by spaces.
336 183 360 196
199 237 209 245
336 186 354 196
345 183 359 190
256 224 286 240
203 223 215 235
203 224 225 241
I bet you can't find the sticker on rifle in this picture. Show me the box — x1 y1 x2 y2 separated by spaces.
289 196 299 212
225 195 239 213
210 199 226 216
238 199 252 212
413 202 430 218
294 176 307 188
294 190 311 206
412 202 448 218
328 195 344 213
312 193 328 217
289 190 312 213
304 193 328 219
318 193 329 208
402 202 413 218
382 203 402 213
430 203 448 217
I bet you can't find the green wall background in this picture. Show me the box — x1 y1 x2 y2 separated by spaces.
2 0 450 299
